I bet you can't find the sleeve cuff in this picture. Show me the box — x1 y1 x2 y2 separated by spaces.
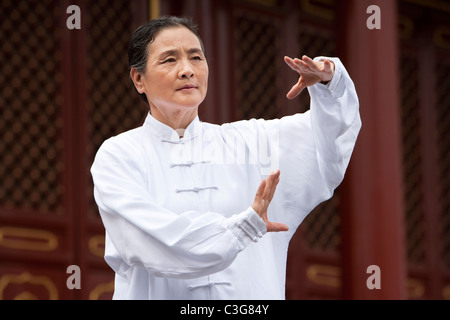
227 207 267 249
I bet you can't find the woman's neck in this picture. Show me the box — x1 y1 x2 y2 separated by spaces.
149 105 198 131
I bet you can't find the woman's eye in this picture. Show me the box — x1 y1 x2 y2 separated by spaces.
163 58 176 63
192 56 202 61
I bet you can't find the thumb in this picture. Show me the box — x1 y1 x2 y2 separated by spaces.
286 78 305 99
267 221 289 232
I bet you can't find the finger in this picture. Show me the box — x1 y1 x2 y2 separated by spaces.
262 174 275 200
255 179 266 199
264 170 280 192
318 59 335 82
284 56 302 74
286 78 305 99
323 59 335 74
266 179 279 204
251 179 267 214
294 58 311 72
269 169 280 180
301 55 320 72
284 56 295 68
265 173 280 201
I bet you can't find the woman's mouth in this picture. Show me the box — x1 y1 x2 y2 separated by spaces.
177 84 197 91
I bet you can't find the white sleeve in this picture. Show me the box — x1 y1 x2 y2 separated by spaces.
307 56 361 194
281 56 361 229
226 57 361 233
91 140 266 280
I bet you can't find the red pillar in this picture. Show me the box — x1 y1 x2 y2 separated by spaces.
338 0 408 299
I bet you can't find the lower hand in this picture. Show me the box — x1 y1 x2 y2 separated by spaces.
251 170 289 232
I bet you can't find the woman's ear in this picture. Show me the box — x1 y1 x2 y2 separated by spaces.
130 67 145 94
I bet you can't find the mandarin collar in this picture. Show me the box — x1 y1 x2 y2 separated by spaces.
144 112 201 142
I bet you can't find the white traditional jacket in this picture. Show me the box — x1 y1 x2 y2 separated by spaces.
91 57 361 300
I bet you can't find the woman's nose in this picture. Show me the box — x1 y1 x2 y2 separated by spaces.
178 60 194 79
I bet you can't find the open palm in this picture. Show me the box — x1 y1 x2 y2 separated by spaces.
284 55 335 99
251 170 288 233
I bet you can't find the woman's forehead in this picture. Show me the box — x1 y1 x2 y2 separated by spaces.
149 27 202 55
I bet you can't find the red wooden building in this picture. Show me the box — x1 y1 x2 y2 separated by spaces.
1 0 449 300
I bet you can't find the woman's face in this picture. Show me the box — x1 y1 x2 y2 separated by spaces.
133 26 209 122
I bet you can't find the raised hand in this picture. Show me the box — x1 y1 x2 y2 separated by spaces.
284 55 335 99
251 170 289 232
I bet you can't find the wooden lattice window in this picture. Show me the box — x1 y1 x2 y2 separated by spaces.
233 8 281 120
0 0 64 215
437 59 450 269
400 50 426 265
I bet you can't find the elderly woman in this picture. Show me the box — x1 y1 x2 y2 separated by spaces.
91 16 361 300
